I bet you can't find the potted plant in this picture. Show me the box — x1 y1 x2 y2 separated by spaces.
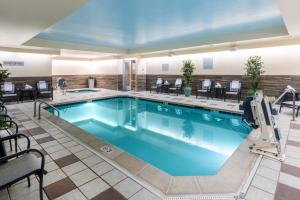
0 63 10 95
244 56 265 96
181 59 195 97
0 63 11 128
88 76 96 89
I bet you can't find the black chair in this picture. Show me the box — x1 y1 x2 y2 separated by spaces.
169 78 183 96
162 80 170 93
0 82 19 103
0 110 19 154
0 104 7 115
224 80 242 102
196 79 213 99
0 134 47 200
279 101 300 117
150 78 164 93
36 81 53 100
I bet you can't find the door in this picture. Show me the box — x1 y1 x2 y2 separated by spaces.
122 61 131 91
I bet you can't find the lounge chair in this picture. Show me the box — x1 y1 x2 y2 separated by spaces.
196 79 213 99
36 81 53 100
169 78 183 96
0 134 47 200
279 101 300 117
150 78 164 93
0 82 19 103
224 80 242 102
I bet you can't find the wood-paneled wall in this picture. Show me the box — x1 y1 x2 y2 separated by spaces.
136 75 147 91
146 75 300 98
52 75 122 90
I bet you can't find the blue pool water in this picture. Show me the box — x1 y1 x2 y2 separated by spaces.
47 97 251 176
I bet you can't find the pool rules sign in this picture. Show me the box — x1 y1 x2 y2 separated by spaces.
0 61 24 66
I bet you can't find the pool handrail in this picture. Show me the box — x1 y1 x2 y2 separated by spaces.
34 99 60 120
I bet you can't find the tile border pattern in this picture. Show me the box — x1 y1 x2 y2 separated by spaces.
40 92 259 199
274 122 300 200
2 106 160 200
2 90 298 200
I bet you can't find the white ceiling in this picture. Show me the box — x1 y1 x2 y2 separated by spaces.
1 0 300 57
60 49 115 59
0 0 87 46
25 0 288 54
277 0 300 36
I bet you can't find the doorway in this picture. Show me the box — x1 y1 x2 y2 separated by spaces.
122 60 136 91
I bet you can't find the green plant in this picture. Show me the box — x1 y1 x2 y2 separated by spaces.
0 64 10 82
244 56 265 96
0 63 10 95
246 89 256 97
88 76 95 79
181 59 195 89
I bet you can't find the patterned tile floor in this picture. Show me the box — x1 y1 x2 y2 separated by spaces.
273 123 300 200
0 106 161 200
1 90 300 200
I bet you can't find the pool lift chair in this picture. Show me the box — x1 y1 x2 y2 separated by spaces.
57 77 68 95
241 91 284 161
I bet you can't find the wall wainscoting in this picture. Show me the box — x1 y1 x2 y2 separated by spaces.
146 74 300 98
52 75 122 90
136 75 147 91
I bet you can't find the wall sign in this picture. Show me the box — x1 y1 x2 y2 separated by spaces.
203 57 213 69
1 61 24 66
162 63 169 72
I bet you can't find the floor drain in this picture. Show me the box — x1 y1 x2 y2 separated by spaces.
101 145 113 154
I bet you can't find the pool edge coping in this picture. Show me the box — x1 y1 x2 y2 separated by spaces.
39 94 259 198
50 93 243 115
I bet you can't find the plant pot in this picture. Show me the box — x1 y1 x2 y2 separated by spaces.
88 79 95 89
184 87 191 97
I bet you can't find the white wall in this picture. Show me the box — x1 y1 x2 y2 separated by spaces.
0 51 52 77
1 44 300 78
144 45 300 75
52 59 121 75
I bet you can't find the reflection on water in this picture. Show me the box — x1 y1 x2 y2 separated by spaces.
48 97 251 176
182 120 194 139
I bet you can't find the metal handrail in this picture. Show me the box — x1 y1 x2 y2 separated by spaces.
273 85 296 121
34 99 60 120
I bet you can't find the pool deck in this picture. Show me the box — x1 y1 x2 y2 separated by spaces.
1 89 300 200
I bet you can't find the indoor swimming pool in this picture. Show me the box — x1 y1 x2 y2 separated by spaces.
47 97 251 176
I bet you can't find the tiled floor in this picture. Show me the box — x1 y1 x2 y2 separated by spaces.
273 122 300 200
1 90 300 200
0 107 161 200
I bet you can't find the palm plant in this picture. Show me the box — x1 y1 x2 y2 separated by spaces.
244 56 265 96
0 63 10 95
181 59 195 96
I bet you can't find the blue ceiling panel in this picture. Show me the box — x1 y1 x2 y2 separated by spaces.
35 0 287 51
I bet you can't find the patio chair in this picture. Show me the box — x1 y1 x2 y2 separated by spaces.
0 134 47 200
196 79 213 99
224 80 242 103
279 101 300 117
0 104 7 114
0 82 19 103
169 78 183 96
150 78 164 93
0 112 19 153
36 81 53 100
